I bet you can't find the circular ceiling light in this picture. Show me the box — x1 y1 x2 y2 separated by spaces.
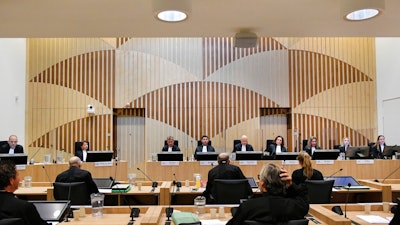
153 0 191 23
345 8 380 21
341 0 385 21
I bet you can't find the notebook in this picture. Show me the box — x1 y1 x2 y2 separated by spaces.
247 177 258 188
93 178 114 189
325 176 370 190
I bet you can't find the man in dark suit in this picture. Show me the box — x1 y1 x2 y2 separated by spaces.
233 135 254 152
0 135 24 154
55 156 99 195
161 136 181 152
0 160 50 225
226 163 309 225
203 153 252 203
194 135 215 159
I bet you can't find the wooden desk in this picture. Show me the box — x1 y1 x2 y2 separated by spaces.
146 160 400 181
17 161 127 182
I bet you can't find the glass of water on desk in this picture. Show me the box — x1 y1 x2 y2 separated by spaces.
90 193 104 217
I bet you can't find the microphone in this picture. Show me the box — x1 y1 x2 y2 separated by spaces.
173 173 181 192
344 182 351 218
326 168 343 179
29 145 44 164
110 161 119 186
137 167 158 192
42 165 52 186
375 166 400 183
165 180 175 221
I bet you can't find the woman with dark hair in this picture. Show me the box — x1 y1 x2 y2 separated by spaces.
292 151 323 185
304 136 321 156
226 163 309 225
370 135 386 159
75 140 89 162
267 135 287 156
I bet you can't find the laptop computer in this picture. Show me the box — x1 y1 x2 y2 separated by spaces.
324 176 370 190
93 178 114 189
30 201 71 222
247 177 258 189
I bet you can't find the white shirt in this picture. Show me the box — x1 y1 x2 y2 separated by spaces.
168 147 173 152
276 145 281 153
8 148 14 154
83 150 87 161
311 147 316 155
380 144 385 153
241 145 246 151
202 146 207 152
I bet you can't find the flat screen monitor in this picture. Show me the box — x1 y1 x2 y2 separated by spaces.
312 150 340 160
275 152 299 160
235 151 262 160
0 154 28 165
157 152 183 161
324 176 361 187
345 146 371 159
30 200 71 222
195 152 219 161
86 151 114 162
383 145 400 158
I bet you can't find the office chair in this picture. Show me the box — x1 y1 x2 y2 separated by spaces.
164 140 179 146
244 219 309 225
333 144 340 150
0 140 9 153
53 182 90 205
197 140 212 146
266 139 273 148
233 139 241 150
213 179 252 204
0 218 24 225
302 140 308 150
305 180 334 204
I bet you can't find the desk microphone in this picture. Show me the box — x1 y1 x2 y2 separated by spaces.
137 167 158 192
110 161 119 186
375 165 400 183
166 179 175 221
344 182 351 218
42 165 53 186
29 145 44 164
326 168 343 179
173 173 181 192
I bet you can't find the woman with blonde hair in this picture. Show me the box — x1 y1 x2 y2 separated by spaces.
292 151 323 185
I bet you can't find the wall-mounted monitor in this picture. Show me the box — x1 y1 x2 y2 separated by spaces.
0 153 28 165
235 151 262 160
86 151 114 162
274 152 299 160
157 152 183 161
195 152 219 161
30 200 71 222
312 150 340 160
345 146 371 159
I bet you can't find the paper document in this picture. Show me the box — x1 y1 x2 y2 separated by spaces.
356 215 390 223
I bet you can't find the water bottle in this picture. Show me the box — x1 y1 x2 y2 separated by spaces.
195 175 201 188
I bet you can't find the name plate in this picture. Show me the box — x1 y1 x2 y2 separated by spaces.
200 161 217 166
94 161 113 167
356 159 374 164
239 161 258 165
16 165 26 170
161 161 180 166
316 160 335 164
281 160 298 165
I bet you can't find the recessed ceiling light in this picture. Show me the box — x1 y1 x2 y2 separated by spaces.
153 0 191 23
341 0 385 21
157 10 187 22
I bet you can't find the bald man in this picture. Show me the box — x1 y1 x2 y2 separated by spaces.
203 152 252 203
233 135 254 152
0 135 24 154
55 156 99 200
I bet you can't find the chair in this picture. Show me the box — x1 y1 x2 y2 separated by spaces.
53 182 90 205
233 139 241 150
0 218 24 225
197 140 212 146
164 140 179 146
213 179 252 204
0 140 9 153
302 139 308 150
333 144 340 150
244 219 309 225
305 180 334 204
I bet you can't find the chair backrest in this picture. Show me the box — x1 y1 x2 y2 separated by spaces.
197 140 212 146
244 219 309 225
333 144 340 150
213 179 251 204
164 140 179 146
305 180 334 204
302 139 308 150
266 139 273 148
75 141 90 152
233 139 241 150
53 182 90 205
0 218 24 225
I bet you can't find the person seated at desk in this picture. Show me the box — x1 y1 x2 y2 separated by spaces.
292 151 323 185
266 135 287 156
339 137 351 153
161 136 181 152
233 135 254 152
304 136 321 156
55 156 99 195
0 160 50 225
194 135 215 158
75 140 89 162
203 152 252 203
0 135 24 154
227 163 309 225
370 135 386 159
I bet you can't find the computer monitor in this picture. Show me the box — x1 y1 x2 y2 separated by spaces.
324 176 362 187
235 151 262 160
345 146 371 159
383 145 400 158
157 152 183 161
30 200 71 222
274 152 299 160
195 152 219 161
0 154 28 165
312 150 340 160
86 151 114 162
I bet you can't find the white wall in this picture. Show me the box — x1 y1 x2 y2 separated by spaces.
376 38 400 145
0 39 26 145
